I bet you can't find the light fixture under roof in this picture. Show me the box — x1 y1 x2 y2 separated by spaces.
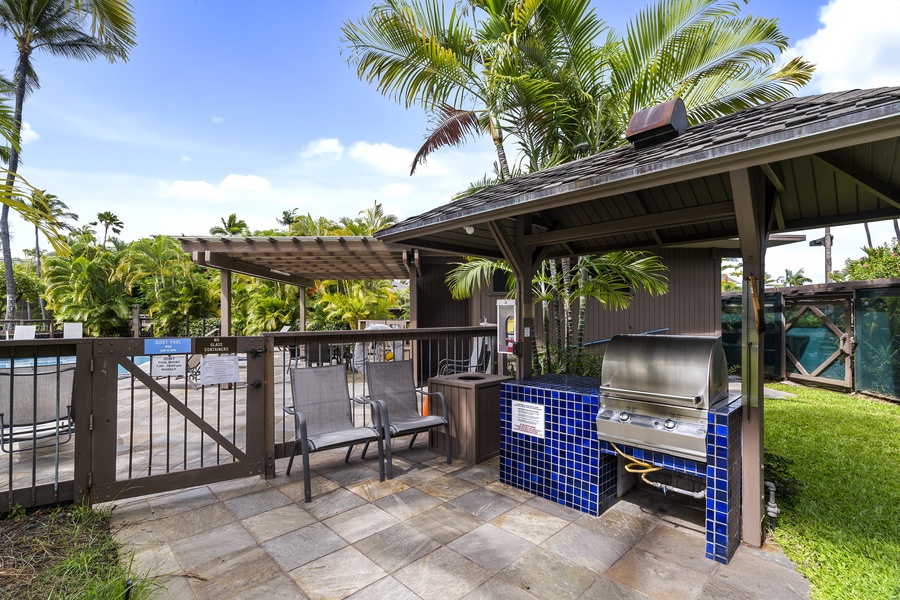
464 225 475 235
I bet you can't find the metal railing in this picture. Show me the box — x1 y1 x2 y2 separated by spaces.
0 326 496 512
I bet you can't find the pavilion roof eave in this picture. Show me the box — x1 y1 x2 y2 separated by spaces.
375 88 900 256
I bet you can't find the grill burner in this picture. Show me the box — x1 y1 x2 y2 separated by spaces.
597 335 732 462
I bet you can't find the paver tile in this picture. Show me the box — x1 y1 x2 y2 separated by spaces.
543 521 631 574
448 488 520 521
448 523 534 572
461 578 539 599
491 503 569 544
241 503 316 542
262 522 347 572
322 503 399 543
635 521 718 574
374 487 443 520
347 476 409 502
170 521 256 572
711 547 810 599
407 504 483 545
354 522 441 573
224 487 292 519
395 547 492 600
188 546 282 600
290 545 385 600
415 473 478 501
303 487 368 520
345 576 422 599
499 546 596 600
605 547 707 600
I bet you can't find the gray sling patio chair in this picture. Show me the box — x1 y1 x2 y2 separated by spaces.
0 365 76 453
364 360 450 479
285 364 385 502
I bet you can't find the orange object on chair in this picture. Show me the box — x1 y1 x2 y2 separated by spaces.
422 397 429 416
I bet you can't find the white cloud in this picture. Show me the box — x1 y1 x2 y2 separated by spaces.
159 173 271 203
790 0 900 93
21 122 38 144
300 138 344 159
380 182 413 197
181 155 191 163
161 179 223 202
349 141 418 177
212 115 224 124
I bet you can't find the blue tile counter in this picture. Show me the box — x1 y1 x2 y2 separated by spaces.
500 375 616 515
500 375 743 564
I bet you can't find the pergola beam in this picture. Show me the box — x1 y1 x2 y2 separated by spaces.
197 252 315 288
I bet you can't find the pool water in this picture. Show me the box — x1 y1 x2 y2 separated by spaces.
0 355 152 377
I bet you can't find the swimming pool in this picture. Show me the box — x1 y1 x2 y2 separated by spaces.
0 355 152 377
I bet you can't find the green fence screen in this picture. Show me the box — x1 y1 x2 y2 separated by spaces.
856 287 900 399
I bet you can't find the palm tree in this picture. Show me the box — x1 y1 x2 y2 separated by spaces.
209 213 249 236
277 208 299 228
90 210 123 247
445 251 668 374
342 0 515 178
344 0 812 176
0 0 134 319
24 190 77 318
357 200 398 234
779 268 812 287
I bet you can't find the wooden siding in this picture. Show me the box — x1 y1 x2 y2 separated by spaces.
469 248 721 344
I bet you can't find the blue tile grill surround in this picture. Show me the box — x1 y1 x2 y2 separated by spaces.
500 375 743 564
500 375 617 515
705 396 743 564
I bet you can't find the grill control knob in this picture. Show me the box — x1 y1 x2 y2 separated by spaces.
618 411 630 422
664 419 677 430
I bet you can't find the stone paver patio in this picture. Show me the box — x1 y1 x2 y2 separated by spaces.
107 439 810 600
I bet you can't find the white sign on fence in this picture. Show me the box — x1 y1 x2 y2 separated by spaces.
200 355 240 386
151 354 187 377
511 400 545 438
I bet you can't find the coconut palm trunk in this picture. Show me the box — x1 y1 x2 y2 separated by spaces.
2 56 29 319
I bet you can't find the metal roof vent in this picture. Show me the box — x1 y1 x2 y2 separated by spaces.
625 98 688 149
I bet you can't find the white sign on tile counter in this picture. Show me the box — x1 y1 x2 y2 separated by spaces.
511 400 545 438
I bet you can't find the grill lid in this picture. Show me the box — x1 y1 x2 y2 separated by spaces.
600 334 728 410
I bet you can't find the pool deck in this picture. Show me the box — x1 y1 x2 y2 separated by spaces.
107 441 810 600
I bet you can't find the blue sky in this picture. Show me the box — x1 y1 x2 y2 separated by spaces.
7 0 900 282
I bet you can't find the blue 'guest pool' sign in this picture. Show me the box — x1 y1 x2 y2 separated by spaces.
144 338 192 355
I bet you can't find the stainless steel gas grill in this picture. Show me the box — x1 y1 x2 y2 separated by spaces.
596 334 732 462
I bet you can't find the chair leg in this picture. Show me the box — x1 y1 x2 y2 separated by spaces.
301 443 312 503
445 423 452 464
408 432 418 449
384 428 394 479
361 440 370 459
285 440 298 476
375 435 385 482
344 445 353 463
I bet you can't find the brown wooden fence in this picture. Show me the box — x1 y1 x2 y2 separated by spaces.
0 327 495 513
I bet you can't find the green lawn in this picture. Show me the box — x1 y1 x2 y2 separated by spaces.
765 384 900 600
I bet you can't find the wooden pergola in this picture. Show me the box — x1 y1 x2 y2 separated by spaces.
374 88 900 550
176 236 422 333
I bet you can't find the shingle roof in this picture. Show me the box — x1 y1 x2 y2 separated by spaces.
377 87 900 245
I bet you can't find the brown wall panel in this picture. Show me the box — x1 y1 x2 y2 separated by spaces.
469 248 721 345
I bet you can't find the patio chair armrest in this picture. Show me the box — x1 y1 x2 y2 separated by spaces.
283 405 308 441
419 390 448 419
354 396 384 430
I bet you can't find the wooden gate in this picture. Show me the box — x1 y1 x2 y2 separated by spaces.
784 295 853 390
84 337 274 504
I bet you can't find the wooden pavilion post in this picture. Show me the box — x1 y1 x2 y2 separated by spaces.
489 216 536 378
731 167 770 548
298 288 306 331
220 269 232 336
